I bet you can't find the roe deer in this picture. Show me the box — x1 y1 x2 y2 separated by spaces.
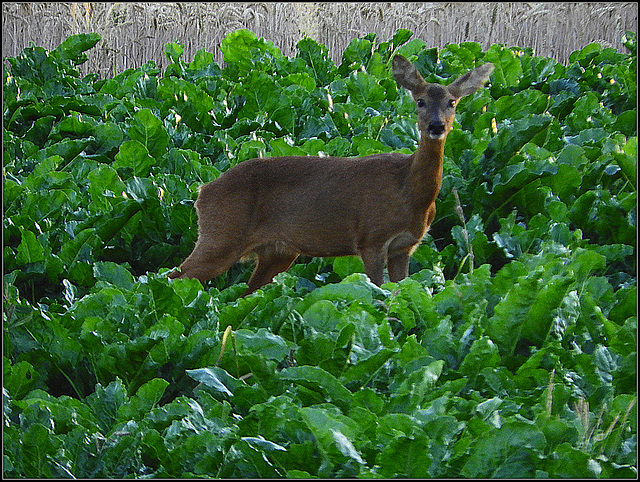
169 55 494 295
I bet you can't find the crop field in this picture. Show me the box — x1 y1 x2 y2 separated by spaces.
2 2 638 76
3 28 637 477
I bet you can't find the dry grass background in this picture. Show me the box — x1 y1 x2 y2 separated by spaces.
2 2 638 78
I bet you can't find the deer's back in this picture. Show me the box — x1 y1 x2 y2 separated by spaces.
195 153 424 256
199 153 413 209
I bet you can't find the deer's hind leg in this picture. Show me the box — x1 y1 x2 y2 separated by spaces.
169 241 245 284
244 244 298 295
170 190 251 284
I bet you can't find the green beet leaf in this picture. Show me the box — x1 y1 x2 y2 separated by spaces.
3 27 637 478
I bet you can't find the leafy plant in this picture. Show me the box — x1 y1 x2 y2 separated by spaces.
3 29 637 478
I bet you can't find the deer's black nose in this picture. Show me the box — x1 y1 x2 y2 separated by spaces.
427 122 445 137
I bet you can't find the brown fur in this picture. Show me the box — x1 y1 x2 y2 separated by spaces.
169 55 494 295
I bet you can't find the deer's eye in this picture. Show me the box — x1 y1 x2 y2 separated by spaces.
417 99 426 108
448 99 456 108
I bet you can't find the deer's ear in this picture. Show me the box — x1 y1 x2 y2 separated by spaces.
392 55 426 93
447 63 494 99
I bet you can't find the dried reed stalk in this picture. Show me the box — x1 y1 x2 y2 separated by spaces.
2 2 637 78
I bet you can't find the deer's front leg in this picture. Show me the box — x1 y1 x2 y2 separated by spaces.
387 250 411 282
359 247 386 287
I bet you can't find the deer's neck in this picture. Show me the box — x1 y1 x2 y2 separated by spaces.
408 132 445 208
